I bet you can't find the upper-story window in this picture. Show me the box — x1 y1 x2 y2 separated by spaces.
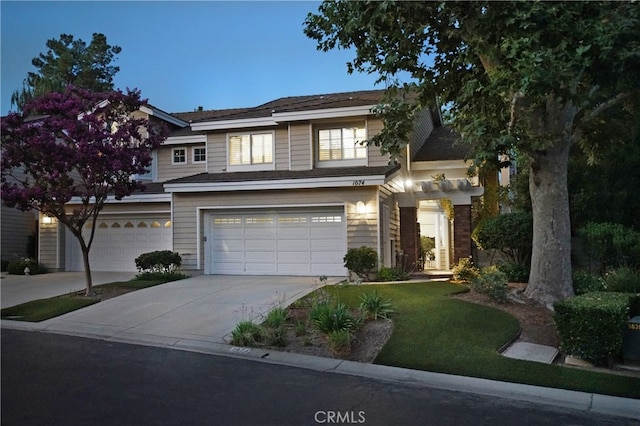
193 147 206 163
172 148 186 165
228 132 274 170
317 125 367 167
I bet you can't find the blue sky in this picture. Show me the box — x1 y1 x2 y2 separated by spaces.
1 1 382 115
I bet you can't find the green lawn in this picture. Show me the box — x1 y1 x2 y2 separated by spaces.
1 279 165 322
323 282 640 399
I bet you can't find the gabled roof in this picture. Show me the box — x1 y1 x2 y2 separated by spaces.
171 89 386 124
413 126 469 162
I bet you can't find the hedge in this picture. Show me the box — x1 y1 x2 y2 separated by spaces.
554 292 639 366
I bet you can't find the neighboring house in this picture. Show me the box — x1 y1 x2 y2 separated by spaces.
1 205 37 263
1 115 38 263
33 89 482 276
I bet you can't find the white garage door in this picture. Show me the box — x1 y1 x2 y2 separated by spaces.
66 216 172 272
208 208 346 276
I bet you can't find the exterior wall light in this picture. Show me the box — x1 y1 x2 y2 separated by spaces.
41 215 54 224
404 179 414 192
356 201 367 216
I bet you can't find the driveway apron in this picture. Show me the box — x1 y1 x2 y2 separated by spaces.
4 274 320 345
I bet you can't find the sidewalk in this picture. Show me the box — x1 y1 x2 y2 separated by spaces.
2 273 639 421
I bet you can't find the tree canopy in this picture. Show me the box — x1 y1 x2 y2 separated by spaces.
1 86 167 294
305 1 640 306
10 33 122 112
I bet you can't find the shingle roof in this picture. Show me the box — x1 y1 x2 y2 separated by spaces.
164 164 399 185
171 89 386 124
413 126 469 162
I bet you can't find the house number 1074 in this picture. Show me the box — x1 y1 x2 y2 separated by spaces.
352 180 365 186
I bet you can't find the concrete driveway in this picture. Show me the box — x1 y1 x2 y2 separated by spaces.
1 272 322 345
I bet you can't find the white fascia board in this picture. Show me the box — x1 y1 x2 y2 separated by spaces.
140 105 189 128
67 192 171 204
272 105 375 122
191 116 278 131
163 135 207 145
164 174 389 193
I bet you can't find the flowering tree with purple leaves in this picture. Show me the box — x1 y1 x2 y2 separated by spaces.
1 86 167 295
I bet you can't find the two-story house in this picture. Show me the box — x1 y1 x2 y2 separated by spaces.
36 89 482 276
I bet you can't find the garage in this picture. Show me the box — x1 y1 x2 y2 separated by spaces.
66 216 173 272
206 207 347 276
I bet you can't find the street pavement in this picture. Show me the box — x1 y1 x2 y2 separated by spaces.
1 271 639 421
4 329 637 426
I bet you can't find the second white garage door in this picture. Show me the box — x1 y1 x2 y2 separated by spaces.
66 216 173 272
207 208 346 276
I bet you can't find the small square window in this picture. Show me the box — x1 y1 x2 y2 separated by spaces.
172 148 186 164
193 147 206 163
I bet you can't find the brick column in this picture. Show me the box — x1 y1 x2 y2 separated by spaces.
453 204 473 264
399 206 418 271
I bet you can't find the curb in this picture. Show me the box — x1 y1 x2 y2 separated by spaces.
3 320 639 421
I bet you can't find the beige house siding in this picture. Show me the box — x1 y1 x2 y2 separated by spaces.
274 127 290 171
366 117 391 167
289 123 312 170
378 180 402 266
207 132 226 173
156 144 207 181
38 218 61 270
172 186 380 271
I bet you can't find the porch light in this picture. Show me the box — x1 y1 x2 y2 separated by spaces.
356 201 367 216
403 179 414 192
41 215 54 224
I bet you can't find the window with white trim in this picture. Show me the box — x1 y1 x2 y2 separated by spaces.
228 132 274 170
172 148 186 164
317 125 367 166
193 147 206 163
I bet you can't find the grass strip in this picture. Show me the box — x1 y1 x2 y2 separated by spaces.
1 296 98 322
324 282 640 399
1 279 166 322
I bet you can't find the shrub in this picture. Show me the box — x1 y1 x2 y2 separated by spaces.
1 259 9 272
572 270 606 295
7 258 47 275
376 267 410 282
360 290 394 320
262 326 286 347
135 250 182 273
327 329 353 355
472 211 533 267
310 301 355 334
294 320 307 336
604 267 640 293
497 262 530 283
229 321 262 347
133 271 189 282
577 222 640 273
554 292 638 366
343 246 378 280
264 306 288 329
451 257 479 283
471 266 508 302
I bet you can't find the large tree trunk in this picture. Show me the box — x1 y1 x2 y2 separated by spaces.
524 137 574 308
